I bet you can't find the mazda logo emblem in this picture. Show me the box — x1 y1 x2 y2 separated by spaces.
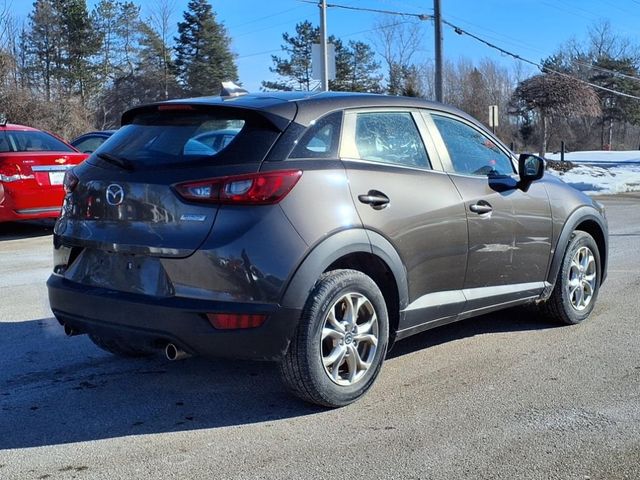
105 184 125 206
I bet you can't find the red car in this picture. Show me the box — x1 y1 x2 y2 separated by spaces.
0 119 88 222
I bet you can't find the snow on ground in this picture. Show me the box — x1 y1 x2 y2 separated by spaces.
544 150 640 196
546 150 640 164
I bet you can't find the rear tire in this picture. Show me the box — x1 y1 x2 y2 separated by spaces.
279 269 389 408
88 334 153 358
540 231 601 325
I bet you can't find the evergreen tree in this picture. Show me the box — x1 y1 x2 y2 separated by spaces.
264 22 383 92
97 18 180 127
331 40 382 93
137 21 180 99
174 0 237 96
58 0 101 102
590 56 640 148
116 1 142 77
24 0 63 101
263 20 317 91
92 0 120 85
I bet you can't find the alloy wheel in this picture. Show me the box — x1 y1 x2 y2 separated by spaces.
568 246 597 311
321 292 379 386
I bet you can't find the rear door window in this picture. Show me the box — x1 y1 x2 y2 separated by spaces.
350 112 430 169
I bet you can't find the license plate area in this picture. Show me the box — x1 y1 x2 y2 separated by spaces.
49 171 65 185
64 249 173 296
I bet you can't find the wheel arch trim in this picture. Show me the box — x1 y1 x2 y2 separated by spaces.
280 228 409 311
544 206 608 298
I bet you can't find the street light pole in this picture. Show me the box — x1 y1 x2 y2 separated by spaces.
320 0 329 91
434 0 443 102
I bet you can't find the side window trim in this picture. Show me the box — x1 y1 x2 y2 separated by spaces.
422 110 517 177
340 108 434 171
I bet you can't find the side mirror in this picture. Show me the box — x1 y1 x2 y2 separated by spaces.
518 153 544 188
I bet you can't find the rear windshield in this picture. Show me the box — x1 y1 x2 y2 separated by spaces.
0 130 75 153
96 110 276 167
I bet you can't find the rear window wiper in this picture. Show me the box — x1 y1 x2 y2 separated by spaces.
96 152 134 171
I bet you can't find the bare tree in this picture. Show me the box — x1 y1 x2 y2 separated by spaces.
510 73 601 156
372 17 424 95
147 0 175 98
588 20 639 61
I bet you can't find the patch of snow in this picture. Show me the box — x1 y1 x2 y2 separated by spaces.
547 164 640 195
545 150 640 164
543 150 640 195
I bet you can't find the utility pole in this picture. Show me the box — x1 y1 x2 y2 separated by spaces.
319 0 329 91
434 0 443 102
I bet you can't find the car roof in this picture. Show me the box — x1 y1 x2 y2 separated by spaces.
122 91 471 130
167 91 459 114
0 123 40 132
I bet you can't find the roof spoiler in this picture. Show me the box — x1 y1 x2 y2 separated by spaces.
220 81 248 99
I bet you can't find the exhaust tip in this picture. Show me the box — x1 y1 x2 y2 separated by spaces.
165 343 190 361
63 324 77 337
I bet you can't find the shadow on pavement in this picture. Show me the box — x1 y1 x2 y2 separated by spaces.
0 317 322 450
0 307 558 450
388 306 559 359
0 220 54 241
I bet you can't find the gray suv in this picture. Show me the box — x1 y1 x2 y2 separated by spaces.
48 92 608 407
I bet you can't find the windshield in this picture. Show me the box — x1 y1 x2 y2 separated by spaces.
97 111 248 167
0 130 75 153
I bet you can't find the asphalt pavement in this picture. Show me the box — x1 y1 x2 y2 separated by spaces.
0 195 638 480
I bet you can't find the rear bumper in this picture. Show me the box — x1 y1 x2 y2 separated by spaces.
0 183 62 221
47 274 301 361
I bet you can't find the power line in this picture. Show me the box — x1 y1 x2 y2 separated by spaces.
298 0 431 20
445 12 640 85
237 19 414 60
227 5 306 30
442 19 640 101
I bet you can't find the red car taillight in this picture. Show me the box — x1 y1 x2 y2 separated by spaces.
0 162 23 182
174 170 302 205
63 169 79 193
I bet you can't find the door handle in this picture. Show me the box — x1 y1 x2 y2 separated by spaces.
358 190 390 209
469 201 492 214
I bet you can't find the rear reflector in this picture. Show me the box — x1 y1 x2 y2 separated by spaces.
175 170 302 205
207 313 266 330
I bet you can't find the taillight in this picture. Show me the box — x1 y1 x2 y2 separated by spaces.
206 313 266 330
63 169 79 193
174 170 302 205
0 162 25 182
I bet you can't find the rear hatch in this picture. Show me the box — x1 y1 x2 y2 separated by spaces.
56 102 294 258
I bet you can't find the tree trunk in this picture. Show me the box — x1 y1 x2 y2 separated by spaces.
607 118 613 150
538 113 548 157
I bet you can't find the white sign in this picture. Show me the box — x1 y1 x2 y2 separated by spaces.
311 43 336 81
489 105 499 127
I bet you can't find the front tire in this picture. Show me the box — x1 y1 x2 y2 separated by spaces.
540 231 601 325
279 269 389 407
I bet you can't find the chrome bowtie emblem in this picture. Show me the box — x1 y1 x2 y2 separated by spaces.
105 184 125 206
